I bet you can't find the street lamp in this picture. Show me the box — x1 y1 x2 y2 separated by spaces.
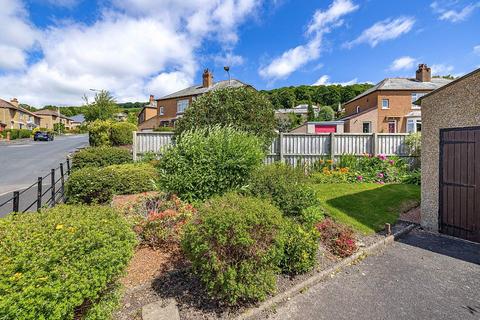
224 66 231 85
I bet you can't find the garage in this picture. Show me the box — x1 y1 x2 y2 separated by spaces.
419 67 480 243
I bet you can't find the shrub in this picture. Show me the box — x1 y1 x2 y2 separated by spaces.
0 205 136 320
71 146 131 170
66 163 158 204
181 193 285 304
88 119 113 146
248 163 318 217
280 220 318 275
316 218 357 258
158 126 264 202
174 87 276 146
110 122 137 146
123 193 196 248
402 169 421 185
299 205 325 228
2 129 32 140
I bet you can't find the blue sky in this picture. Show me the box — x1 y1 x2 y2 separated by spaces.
0 0 479 106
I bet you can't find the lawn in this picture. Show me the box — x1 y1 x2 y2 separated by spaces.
311 183 421 234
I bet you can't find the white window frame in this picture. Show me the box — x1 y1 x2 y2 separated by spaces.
411 93 423 109
356 106 361 113
381 99 389 109
407 118 422 133
176 99 189 114
388 120 397 133
362 121 372 133
159 107 165 116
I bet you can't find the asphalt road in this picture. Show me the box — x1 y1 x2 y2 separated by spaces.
265 229 480 320
0 134 89 216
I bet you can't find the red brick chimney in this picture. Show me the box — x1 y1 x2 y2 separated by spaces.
202 69 213 88
149 94 155 106
416 64 431 82
10 98 19 107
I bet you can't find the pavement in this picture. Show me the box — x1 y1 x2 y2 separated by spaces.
264 228 480 320
0 134 89 216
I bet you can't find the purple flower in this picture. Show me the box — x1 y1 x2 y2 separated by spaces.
378 154 387 161
389 159 395 165
377 172 384 178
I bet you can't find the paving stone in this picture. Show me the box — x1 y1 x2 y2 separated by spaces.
141 299 179 320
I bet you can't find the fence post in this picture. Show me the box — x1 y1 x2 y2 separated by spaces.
66 158 71 175
13 191 19 212
132 131 138 162
330 132 336 159
37 177 42 211
51 168 55 207
372 133 378 156
60 163 65 202
279 132 284 163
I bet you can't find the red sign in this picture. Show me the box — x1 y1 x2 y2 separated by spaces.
315 125 337 133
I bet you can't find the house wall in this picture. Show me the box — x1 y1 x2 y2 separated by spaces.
138 115 159 131
0 107 40 129
421 71 480 231
344 91 378 116
344 108 378 133
157 96 195 123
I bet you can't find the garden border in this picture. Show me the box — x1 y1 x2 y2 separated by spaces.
236 223 416 320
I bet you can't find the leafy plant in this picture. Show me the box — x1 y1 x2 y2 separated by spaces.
158 126 264 202
402 169 421 185
71 146 132 170
181 193 285 304
316 218 357 257
280 220 319 274
110 122 137 146
0 205 136 320
88 120 113 147
84 90 117 122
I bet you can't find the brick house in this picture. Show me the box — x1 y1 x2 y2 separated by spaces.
0 98 41 131
137 95 159 130
138 69 248 131
341 64 452 133
34 109 75 130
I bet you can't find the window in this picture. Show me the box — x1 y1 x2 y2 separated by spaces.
407 118 422 133
388 120 396 133
356 106 361 113
362 122 371 133
177 99 189 114
159 107 165 115
381 99 389 109
411 93 424 109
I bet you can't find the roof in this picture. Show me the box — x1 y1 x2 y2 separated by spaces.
158 79 248 100
415 68 480 104
276 104 320 114
0 99 40 118
70 114 85 123
345 77 453 105
34 109 70 119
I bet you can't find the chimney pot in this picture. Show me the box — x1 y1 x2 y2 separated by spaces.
202 69 213 88
10 98 19 107
416 64 431 82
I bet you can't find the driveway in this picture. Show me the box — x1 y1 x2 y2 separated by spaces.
0 134 88 216
264 228 480 320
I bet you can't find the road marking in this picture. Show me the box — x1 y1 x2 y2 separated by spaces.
6 145 32 148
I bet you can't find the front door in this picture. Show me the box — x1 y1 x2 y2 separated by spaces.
388 121 396 133
439 126 480 243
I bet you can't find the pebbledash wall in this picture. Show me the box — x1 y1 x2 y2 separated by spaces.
420 69 480 231
133 131 416 165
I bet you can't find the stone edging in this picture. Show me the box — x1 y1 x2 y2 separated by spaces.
235 223 416 320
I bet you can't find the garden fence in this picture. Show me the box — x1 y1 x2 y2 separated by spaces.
0 159 71 216
133 131 415 166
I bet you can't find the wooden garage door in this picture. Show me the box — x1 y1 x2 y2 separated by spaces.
439 126 480 243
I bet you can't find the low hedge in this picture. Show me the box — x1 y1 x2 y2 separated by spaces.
0 205 136 320
71 146 132 170
1 129 32 140
66 163 158 204
88 120 137 147
110 122 137 146
182 193 285 304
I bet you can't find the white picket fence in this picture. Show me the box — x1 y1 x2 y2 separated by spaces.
133 131 414 165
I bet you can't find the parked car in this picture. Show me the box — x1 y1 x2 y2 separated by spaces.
34 131 54 141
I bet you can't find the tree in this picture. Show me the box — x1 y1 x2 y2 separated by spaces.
174 87 276 145
316 106 335 121
307 102 315 121
84 90 117 122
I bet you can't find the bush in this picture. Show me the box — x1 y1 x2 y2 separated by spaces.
0 205 136 320
2 129 32 140
248 163 318 217
110 122 137 146
123 193 196 248
316 218 357 258
402 169 421 185
158 126 264 202
66 163 158 204
299 205 325 228
280 220 318 274
174 87 276 146
71 146 132 170
181 193 285 304
88 119 112 146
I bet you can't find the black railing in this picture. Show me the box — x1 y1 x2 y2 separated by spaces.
0 159 71 215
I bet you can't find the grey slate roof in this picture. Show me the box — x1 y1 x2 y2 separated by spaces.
158 79 248 100
70 114 85 123
345 77 452 105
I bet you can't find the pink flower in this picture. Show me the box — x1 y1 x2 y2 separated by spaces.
377 173 384 178
378 154 387 161
357 175 363 181
378 181 385 185
389 159 395 165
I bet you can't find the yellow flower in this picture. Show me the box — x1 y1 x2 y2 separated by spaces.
67 227 75 233
55 224 64 230
327 159 333 164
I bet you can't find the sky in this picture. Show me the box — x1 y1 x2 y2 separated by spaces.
0 0 479 107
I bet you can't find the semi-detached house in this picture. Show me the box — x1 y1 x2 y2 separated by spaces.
341 64 452 133
138 69 248 131
0 98 41 131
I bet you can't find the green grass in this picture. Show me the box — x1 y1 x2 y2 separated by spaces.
311 183 420 234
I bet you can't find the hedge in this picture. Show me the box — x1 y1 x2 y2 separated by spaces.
0 205 136 320
71 146 132 170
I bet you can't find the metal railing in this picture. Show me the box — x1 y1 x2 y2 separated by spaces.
0 159 71 215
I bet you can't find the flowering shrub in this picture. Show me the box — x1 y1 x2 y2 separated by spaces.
316 218 357 257
123 193 196 248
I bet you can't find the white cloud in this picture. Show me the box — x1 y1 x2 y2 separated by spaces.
345 16 415 48
431 64 454 75
431 1 480 23
389 56 416 71
474 45 480 55
259 0 358 80
313 75 330 85
0 0 261 106
214 52 245 67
